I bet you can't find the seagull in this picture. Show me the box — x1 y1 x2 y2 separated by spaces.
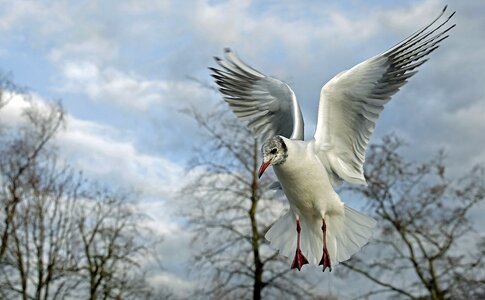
210 6 455 272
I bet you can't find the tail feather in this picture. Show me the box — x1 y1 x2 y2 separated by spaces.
265 205 376 267
299 217 324 264
265 211 296 259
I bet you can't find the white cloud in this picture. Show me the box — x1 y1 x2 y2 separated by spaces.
0 91 58 129
0 1 70 37
56 60 216 116
187 0 442 68
1 90 183 199
58 61 168 110
58 114 182 198
49 35 119 63
0 92 31 125
118 0 171 14
62 61 100 81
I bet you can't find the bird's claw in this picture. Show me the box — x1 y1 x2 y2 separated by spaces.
319 247 332 272
291 248 309 271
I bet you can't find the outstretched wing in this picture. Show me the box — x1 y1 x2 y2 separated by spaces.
314 6 455 185
211 48 304 143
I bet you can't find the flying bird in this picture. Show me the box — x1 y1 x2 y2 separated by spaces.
210 6 455 272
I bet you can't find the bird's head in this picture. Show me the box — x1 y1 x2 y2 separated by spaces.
258 136 288 178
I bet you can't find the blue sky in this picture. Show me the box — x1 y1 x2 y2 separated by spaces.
1 0 484 297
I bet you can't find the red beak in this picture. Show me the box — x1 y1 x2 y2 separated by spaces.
258 160 271 179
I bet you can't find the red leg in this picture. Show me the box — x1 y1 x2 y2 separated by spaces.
291 219 309 271
319 218 332 272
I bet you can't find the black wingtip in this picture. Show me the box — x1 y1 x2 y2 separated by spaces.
443 5 448 13
448 11 456 20
208 67 218 74
224 47 232 53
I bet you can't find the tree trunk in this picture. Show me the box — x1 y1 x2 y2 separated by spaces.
249 141 264 300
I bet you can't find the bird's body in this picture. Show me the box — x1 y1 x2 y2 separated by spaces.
264 137 375 269
210 6 455 271
273 138 342 218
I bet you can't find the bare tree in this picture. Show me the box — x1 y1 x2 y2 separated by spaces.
75 188 157 300
0 148 82 300
181 106 317 300
0 100 83 299
341 135 485 300
0 81 164 299
0 100 64 261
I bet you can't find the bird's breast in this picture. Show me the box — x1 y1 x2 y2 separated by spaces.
273 148 342 217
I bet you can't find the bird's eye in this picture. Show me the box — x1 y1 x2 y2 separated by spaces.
270 148 277 154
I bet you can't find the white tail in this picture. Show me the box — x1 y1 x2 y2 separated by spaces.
265 206 376 266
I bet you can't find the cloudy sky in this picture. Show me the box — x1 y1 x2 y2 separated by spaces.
1 0 484 297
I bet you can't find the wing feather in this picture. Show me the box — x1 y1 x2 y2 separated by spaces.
314 6 455 185
211 48 304 143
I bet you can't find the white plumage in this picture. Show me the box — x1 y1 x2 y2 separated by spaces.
211 6 455 271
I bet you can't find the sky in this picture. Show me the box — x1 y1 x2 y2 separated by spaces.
0 0 484 298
